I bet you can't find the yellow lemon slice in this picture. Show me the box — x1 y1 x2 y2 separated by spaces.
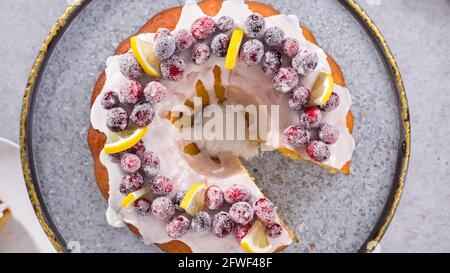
121 186 150 209
180 182 208 216
130 36 161 78
104 126 149 155
240 220 272 253
225 28 244 70
308 71 334 106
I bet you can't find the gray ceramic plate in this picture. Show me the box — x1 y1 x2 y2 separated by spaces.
21 0 410 253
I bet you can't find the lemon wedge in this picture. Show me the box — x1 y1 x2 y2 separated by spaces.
308 71 334 106
104 126 149 155
180 182 208 216
130 36 161 78
121 186 150 209
240 220 272 253
225 28 244 70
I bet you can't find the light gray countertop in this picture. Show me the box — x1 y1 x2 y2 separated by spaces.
1 0 449 252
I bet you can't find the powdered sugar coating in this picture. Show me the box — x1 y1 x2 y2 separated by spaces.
119 80 142 106
128 140 146 158
101 90 120 110
292 49 318 76
150 175 174 196
135 198 152 216
239 39 264 66
160 55 185 81
234 224 252 241
261 49 282 74
211 33 231 57
172 29 193 52
212 212 235 238
120 153 142 173
306 140 331 162
282 37 300 58
229 202 254 225
130 103 155 127
140 151 160 178
144 81 167 104
253 198 276 224
151 197 175 220
244 13 266 38
154 28 171 40
289 85 311 111
192 43 211 65
119 53 144 80
166 215 190 239
299 107 322 129
155 36 176 60
191 16 216 40
217 16 234 32
264 27 285 48
119 173 144 195
224 184 251 204
318 123 340 145
191 211 212 233
283 125 310 148
106 107 128 132
319 92 340 112
205 185 225 210
273 67 299 93
265 223 282 238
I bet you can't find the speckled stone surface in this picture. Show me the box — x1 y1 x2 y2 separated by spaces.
1 0 449 252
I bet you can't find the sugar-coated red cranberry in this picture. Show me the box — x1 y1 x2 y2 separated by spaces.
101 90 120 110
174 191 186 212
160 55 185 81
266 223 282 238
108 152 125 163
213 212 235 238
261 49 282 74
192 43 211 65
191 16 216 40
174 29 194 51
299 107 322 129
151 197 175 220
283 125 310 147
224 184 251 204
155 28 171 40
289 85 310 111
127 140 146 158
306 140 331 162
191 211 212 233
211 33 230 57
319 92 340 112
318 123 340 145
292 49 318 76
106 107 128 132
217 16 234 32
282 37 300 58
253 198 276 224
234 224 252 242
244 13 266 38
140 151 160 178
120 153 142 173
150 175 174 196
229 202 254 225
130 103 155 127
166 215 190 239
120 173 144 195
119 53 144 80
273 67 299 93
264 27 285 48
205 185 225 210
134 198 152 216
119 80 143 106
155 36 176 60
239 39 264 66
144 81 167 104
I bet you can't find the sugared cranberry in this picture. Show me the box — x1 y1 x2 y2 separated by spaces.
318 123 340 145
191 16 216 40
192 43 211 65
144 81 167 104
127 140 146 158
264 27 285 48
134 198 152 216
205 185 225 210
119 80 143 106
299 107 322 129
266 223 282 238
191 211 212 233
155 28 171 40
273 67 299 93
240 39 264 66
155 36 176 60
130 103 155 127
319 92 340 112
150 175 174 196
160 55 185 81
120 153 141 173
282 38 300 58
261 49 282 74
217 16 234 32
211 33 230 57
108 152 124 163
119 173 144 195
151 197 175 220
306 140 331 162
119 53 144 80
101 91 120 110
244 13 266 38
140 151 160 178
174 29 194 51
234 224 252 242
166 215 190 239
229 202 254 225
253 198 276 224
292 49 318 76
213 212 235 238
283 125 309 147
224 184 251 204
106 107 128 132
174 191 186 212
289 85 310 111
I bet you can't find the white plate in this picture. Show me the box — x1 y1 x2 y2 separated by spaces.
0 138 55 253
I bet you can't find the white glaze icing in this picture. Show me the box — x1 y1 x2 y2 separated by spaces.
90 0 355 252
0 203 8 219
